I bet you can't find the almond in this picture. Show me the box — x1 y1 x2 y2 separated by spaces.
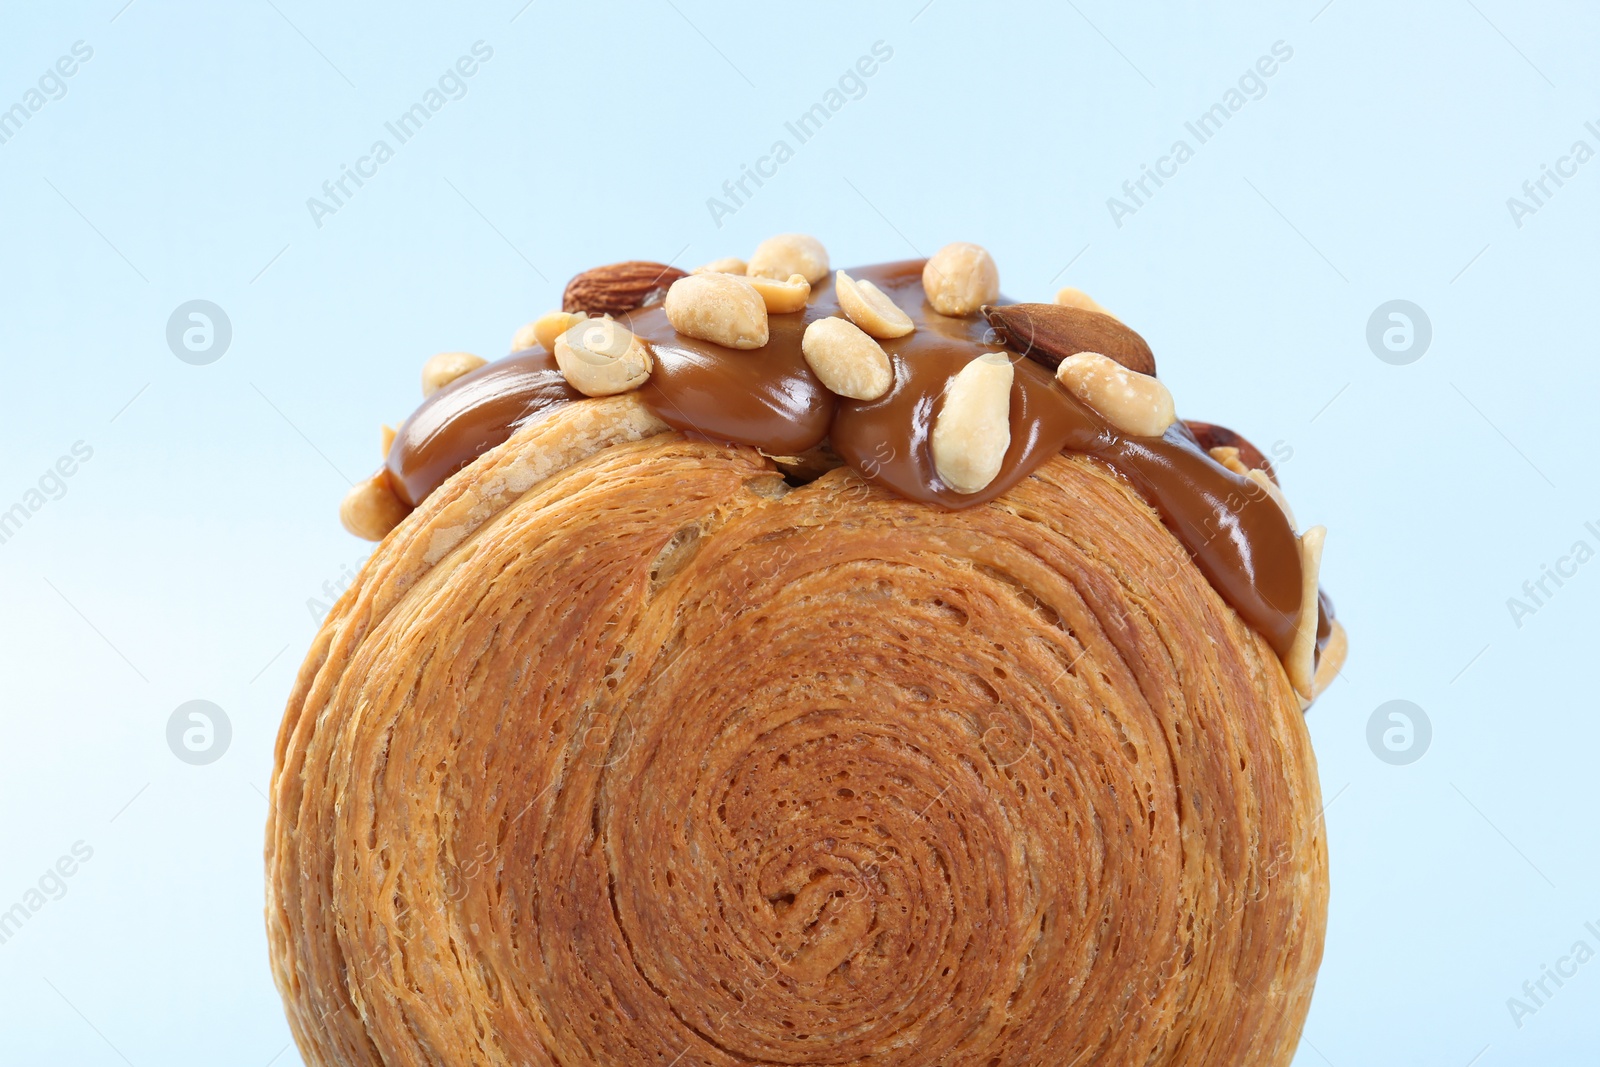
982 303 1155 377
1185 419 1275 482
562 261 688 316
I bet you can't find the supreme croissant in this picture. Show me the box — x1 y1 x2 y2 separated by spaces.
266 234 1345 1066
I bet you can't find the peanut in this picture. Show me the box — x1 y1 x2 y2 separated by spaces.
1055 352 1175 437
747 233 829 285
664 273 769 349
420 351 486 397
836 271 914 339
931 353 1014 493
693 256 748 275
922 242 999 317
1285 525 1327 700
532 310 587 353
1054 286 1112 317
340 472 409 541
510 321 541 352
554 318 654 396
746 273 812 314
801 317 893 401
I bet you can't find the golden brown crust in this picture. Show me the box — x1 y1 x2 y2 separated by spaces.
267 398 1328 1066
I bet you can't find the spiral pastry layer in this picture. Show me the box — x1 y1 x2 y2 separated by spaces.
267 396 1328 1066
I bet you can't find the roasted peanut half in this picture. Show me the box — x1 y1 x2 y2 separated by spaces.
510 320 541 352
747 233 829 285
380 423 397 459
801 317 892 401
554 318 654 396
531 310 587 353
932 353 1014 493
1210 445 1297 528
747 273 812 314
1055 352 1175 437
693 256 748 275
664 273 769 349
836 271 914 339
340 472 409 541
1054 286 1112 317
421 351 486 397
1285 525 1327 700
922 242 999 317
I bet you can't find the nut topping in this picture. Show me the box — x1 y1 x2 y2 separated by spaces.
1185 420 1274 482
922 242 999 317
932 353 1014 493
801 317 892 401
1054 286 1112 316
836 270 914 338
1210 446 1296 527
340 472 409 541
746 273 812 314
982 303 1155 376
554 318 654 396
531 310 587 353
1285 525 1327 700
562 261 687 316
421 351 487 397
747 233 829 285
693 256 748 275
1055 352 1175 437
510 320 541 352
663 273 769 350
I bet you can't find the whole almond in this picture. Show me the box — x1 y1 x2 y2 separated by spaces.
932 353 1014 493
562 261 688 315
983 303 1155 376
1056 352 1174 437
801 317 892 400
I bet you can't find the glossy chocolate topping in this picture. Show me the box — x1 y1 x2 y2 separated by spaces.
388 352 581 507
387 260 1325 659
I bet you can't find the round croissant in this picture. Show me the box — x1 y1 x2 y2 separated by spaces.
267 395 1328 1067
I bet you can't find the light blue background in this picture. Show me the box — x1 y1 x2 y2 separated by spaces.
1 1 1596 1064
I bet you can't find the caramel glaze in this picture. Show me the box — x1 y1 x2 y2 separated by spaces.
388 259 1330 662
